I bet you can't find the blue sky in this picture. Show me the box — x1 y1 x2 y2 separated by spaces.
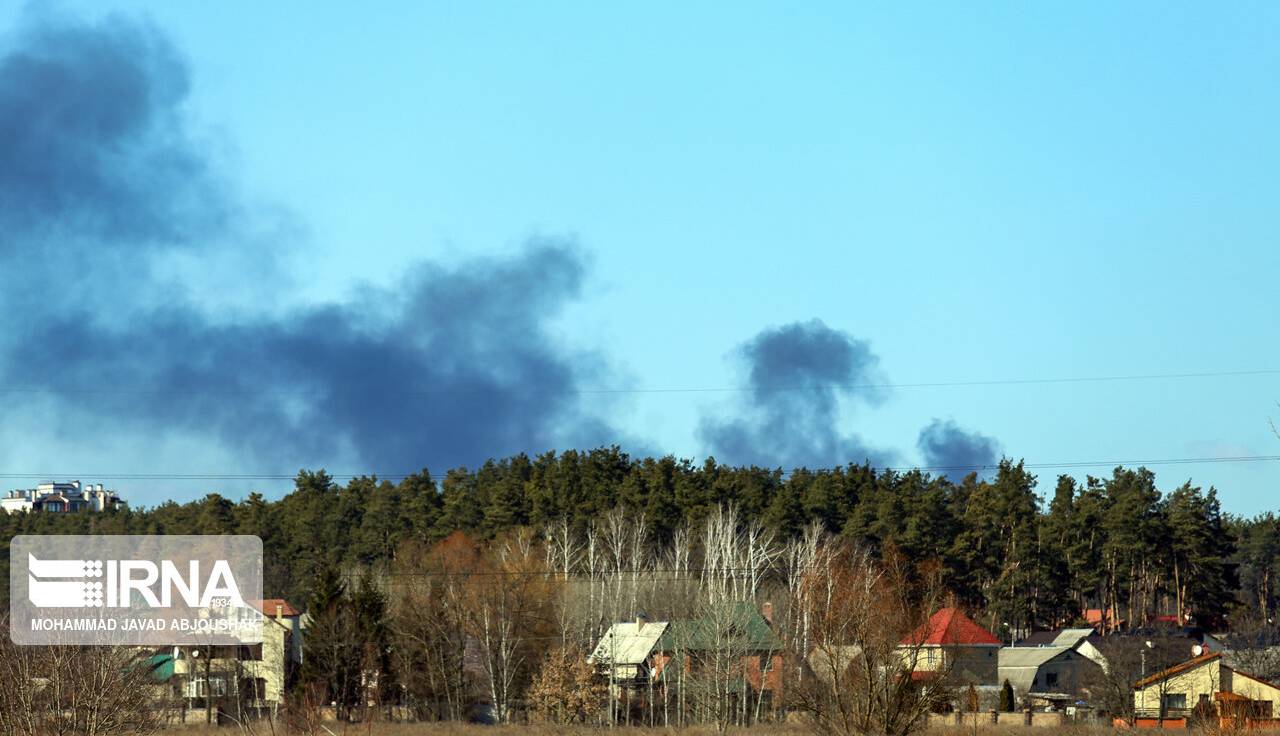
1 2 1277 512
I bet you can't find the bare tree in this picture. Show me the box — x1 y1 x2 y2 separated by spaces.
788 543 952 736
389 535 476 721
0 626 164 736
1089 632 1189 721
1223 613 1280 683
784 521 827 690
464 530 558 723
543 515 580 582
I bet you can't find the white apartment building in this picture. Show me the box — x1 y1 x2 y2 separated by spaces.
0 480 125 513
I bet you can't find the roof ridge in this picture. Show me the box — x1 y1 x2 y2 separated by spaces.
1133 652 1220 690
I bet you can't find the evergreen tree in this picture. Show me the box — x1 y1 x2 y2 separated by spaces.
399 468 442 542
1000 679 1016 712
352 569 393 703
435 467 484 535
1167 483 1236 624
302 557 361 715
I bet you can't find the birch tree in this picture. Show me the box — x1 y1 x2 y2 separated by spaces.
789 543 952 736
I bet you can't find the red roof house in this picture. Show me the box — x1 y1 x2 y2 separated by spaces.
252 599 301 618
902 607 1002 647
1084 607 1125 631
898 608 1001 686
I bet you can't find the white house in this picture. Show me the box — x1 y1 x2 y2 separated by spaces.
589 616 669 688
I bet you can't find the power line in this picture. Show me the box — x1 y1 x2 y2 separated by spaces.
382 566 777 579
0 453 1276 483
574 368 1280 395
0 367 1274 397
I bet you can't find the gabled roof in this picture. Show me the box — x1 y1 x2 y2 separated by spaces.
590 621 669 666
658 603 782 652
999 646 1079 669
1051 628 1098 648
1133 652 1220 689
902 608 1001 646
1000 647 1093 695
252 599 301 617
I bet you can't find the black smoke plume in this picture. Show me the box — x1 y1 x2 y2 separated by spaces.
916 418 1001 480
0 11 618 478
698 319 895 469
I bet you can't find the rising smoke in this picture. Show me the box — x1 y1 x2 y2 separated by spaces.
0 10 619 478
698 319 896 469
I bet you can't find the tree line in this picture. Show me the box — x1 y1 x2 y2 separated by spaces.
0 449 1275 632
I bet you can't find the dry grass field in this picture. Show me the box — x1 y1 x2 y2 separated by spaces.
159 724 1121 736
161 727 804 736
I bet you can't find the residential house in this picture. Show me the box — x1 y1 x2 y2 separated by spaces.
652 602 785 707
1133 651 1280 720
1017 627 1109 670
589 615 670 692
588 602 784 721
998 646 1101 706
254 599 304 668
898 607 1002 686
168 601 300 711
1 480 124 513
1084 607 1126 632
1223 645 1280 684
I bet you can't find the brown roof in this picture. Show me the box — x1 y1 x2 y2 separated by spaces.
1133 652 1220 690
252 599 301 617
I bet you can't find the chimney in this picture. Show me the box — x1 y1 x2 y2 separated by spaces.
761 601 774 626
636 612 648 631
276 604 284 619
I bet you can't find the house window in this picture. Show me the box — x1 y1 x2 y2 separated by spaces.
184 675 228 698
1162 694 1187 711
1045 672 1059 688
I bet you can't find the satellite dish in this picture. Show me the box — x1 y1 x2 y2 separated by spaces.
1192 644 1204 657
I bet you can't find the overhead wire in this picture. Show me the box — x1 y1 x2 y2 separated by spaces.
0 453 1275 483
0 367 1274 397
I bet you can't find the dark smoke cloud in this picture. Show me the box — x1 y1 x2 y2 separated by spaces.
0 11 620 476
7 244 610 471
916 419 1001 480
698 319 895 469
0 12 231 256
